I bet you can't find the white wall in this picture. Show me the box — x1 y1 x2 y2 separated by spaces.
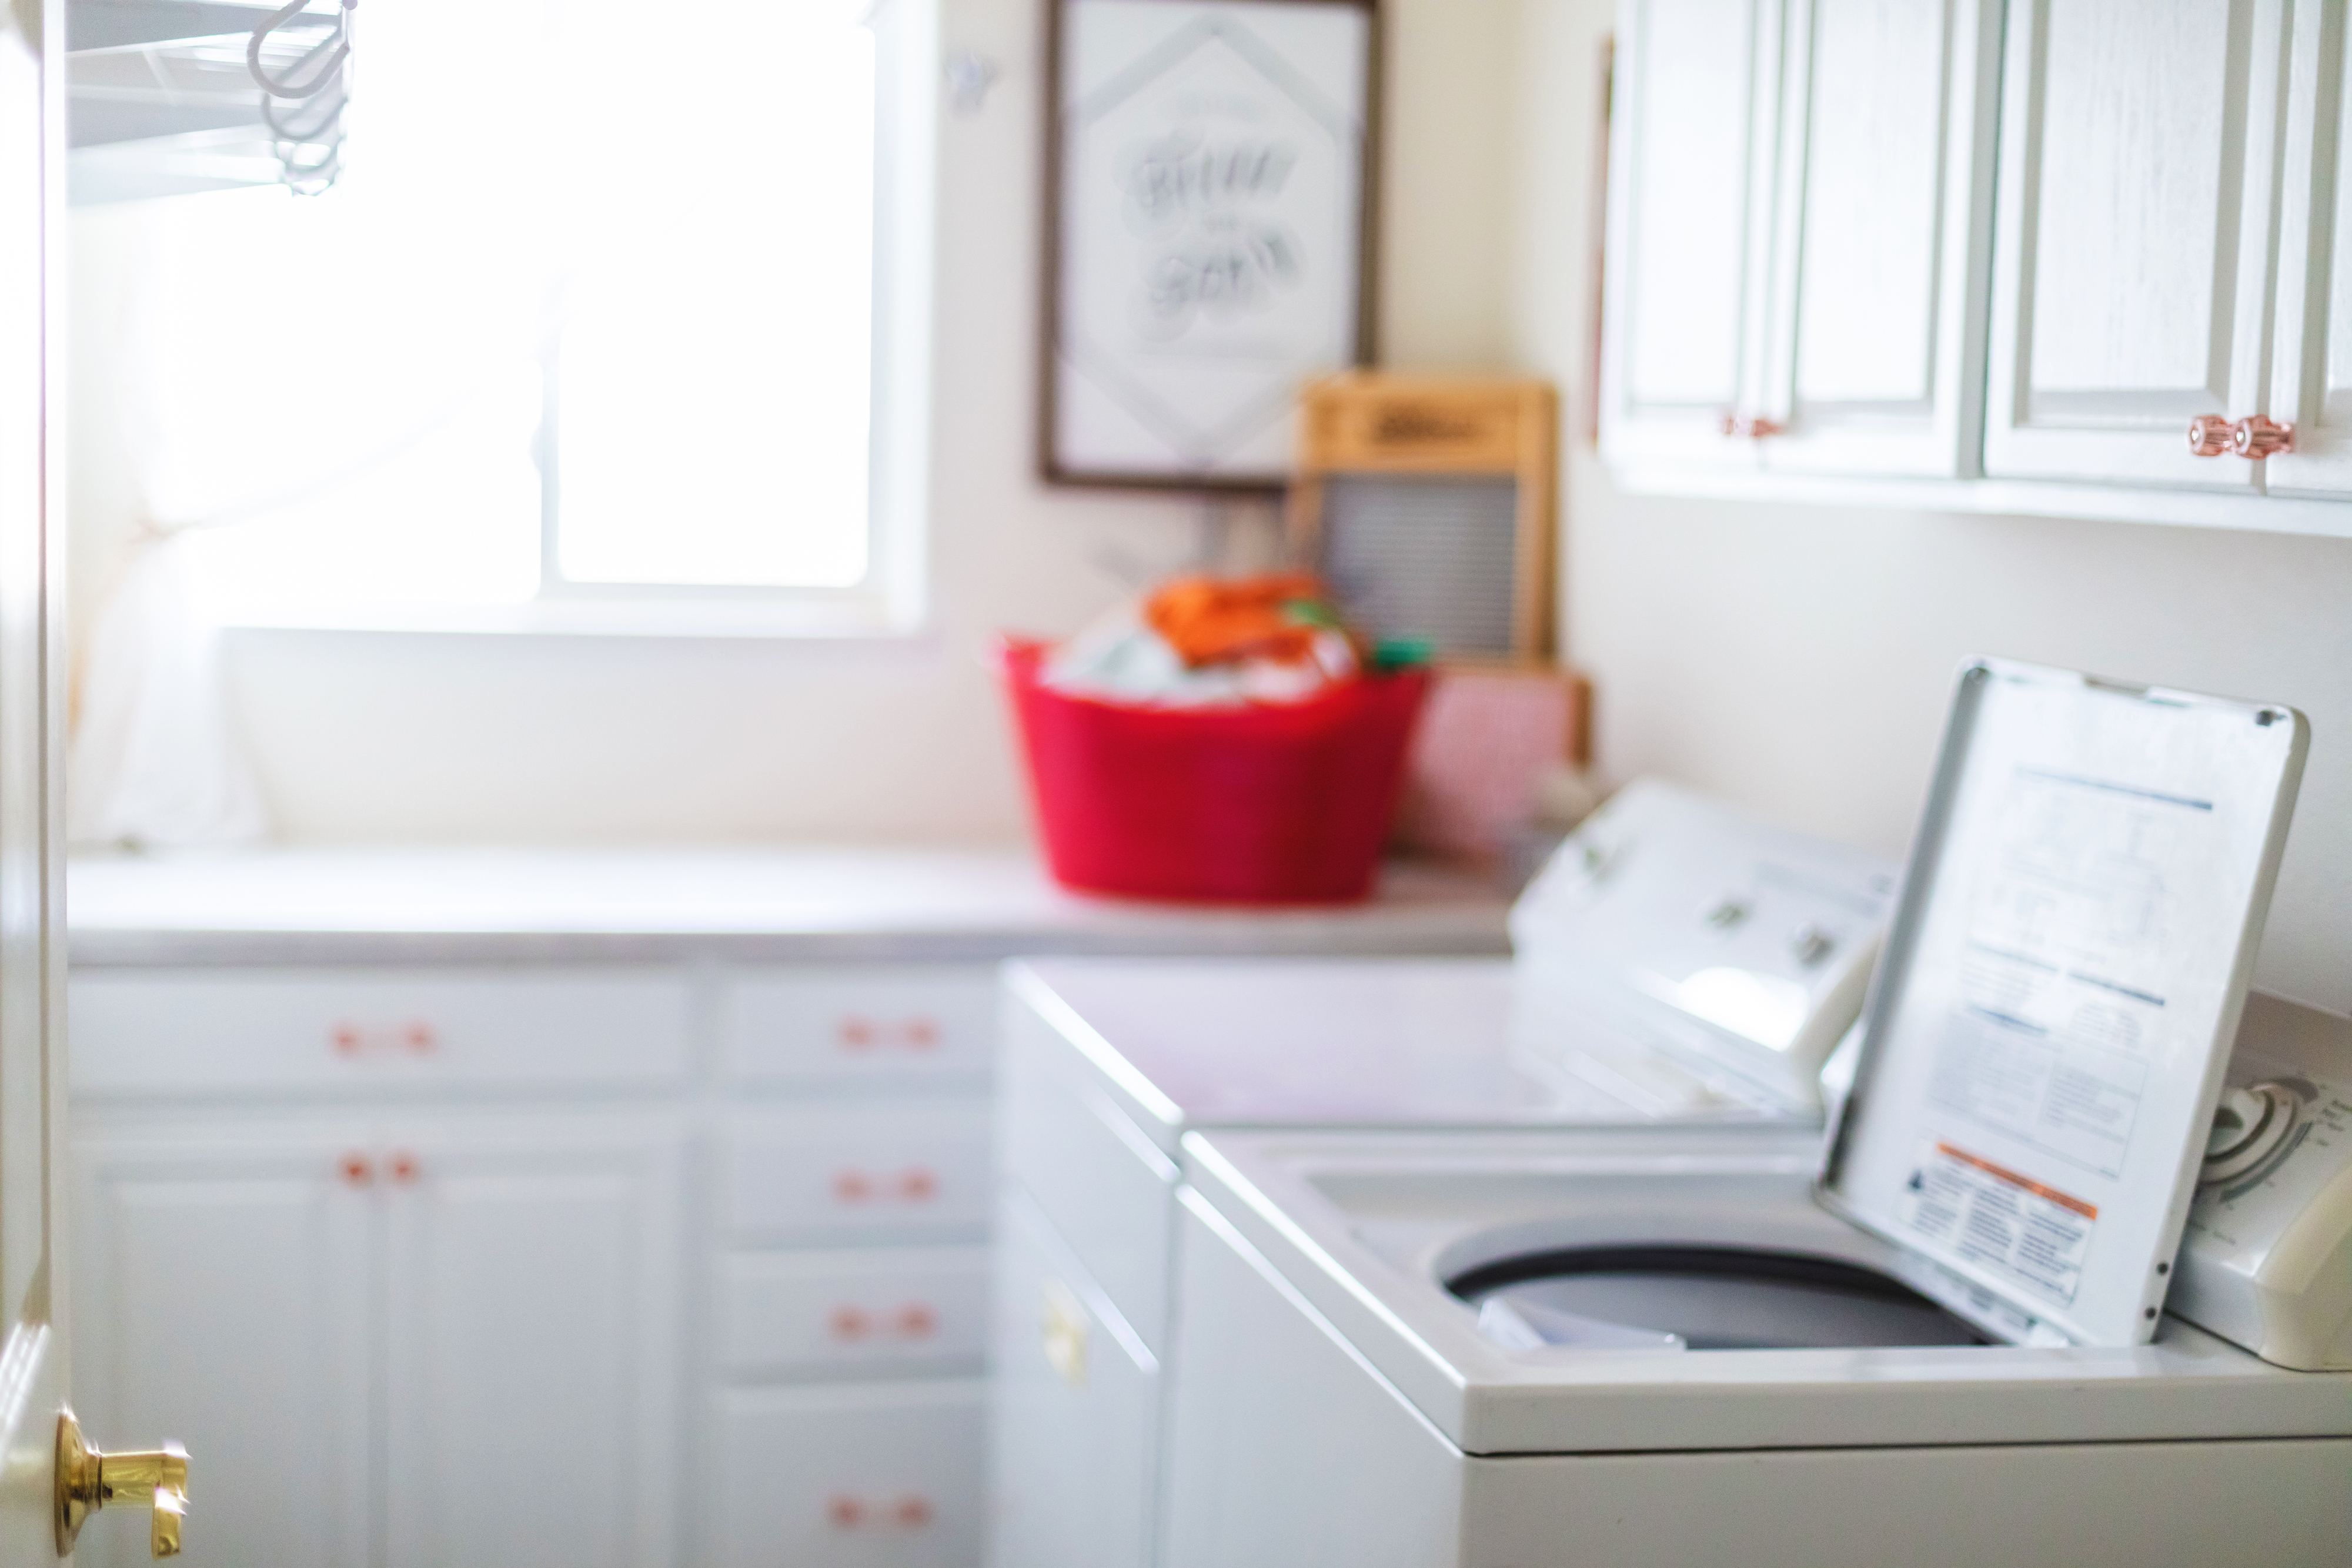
1512 0 2352 1015
67 0 1526 847
70 0 2352 1013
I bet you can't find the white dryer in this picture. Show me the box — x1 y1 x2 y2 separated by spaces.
1154 663 2341 1567
988 781 1904 1568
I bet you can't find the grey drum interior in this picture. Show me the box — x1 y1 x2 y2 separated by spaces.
1449 1245 1985 1350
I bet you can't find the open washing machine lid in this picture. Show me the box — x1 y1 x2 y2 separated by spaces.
1816 660 2307 1348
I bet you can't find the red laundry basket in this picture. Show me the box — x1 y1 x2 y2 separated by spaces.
1000 637 1431 904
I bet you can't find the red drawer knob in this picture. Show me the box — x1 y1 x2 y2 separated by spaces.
837 1016 878 1051
339 1153 374 1187
894 1303 938 1339
828 1305 871 1342
388 1151 420 1185
897 1168 937 1202
402 1021 436 1054
331 1024 363 1056
894 1495 933 1528
832 1169 874 1203
826 1495 866 1529
902 1017 940 1049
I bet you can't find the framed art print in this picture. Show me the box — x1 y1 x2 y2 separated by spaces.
1041 0 1381 490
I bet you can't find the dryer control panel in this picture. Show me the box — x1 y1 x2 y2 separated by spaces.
2171 992 2352 1370
1511 779 1897 1115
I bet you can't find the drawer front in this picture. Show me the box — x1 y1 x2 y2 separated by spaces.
717 1247 988 1376
721 968 995 1086
714 1381 982 1568
1001 1001 1179 1350
71 970 693 1096
722 1103 991 1241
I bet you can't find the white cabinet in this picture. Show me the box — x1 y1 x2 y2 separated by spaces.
72 1126 374 1568
2266 0 2352 496
74 1115 683 1568
1600 0 2352 531
1983 0 2290 490
382 1120 681 1568
1603 0 1999 478
1601 0 1783 469
1758 0 2001 476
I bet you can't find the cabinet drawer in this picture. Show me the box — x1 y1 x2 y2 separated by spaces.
70 970 692 1096
721 1103 991 1241
717 1247 988 1376
715 1380 982 1568
721 968 995 1086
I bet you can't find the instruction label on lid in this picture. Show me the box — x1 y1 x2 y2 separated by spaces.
1900 1141 2097 1306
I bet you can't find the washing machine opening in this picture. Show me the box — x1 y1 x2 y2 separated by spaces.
1448 1246 1986 1352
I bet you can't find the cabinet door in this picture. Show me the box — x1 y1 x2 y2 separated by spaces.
1599 0 1785 470
2265 0 2352 494
1983 0 2290 489
71 1124 374 1568
1756 0 2000 476
382 1117 682 1568
984 1188 1160 1568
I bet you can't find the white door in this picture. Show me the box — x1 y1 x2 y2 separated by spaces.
1599 0 1785 471
1983 0 2290 490
2263 0 2352 496
70 1129 373 1568
0 7 176 1568
1755 0 2001 477
382 1119 681 1568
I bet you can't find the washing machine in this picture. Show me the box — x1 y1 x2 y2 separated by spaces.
1154 662 2341 1567
987 778 1907 1568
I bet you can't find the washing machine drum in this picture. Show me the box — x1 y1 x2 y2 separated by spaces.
1449 1246 1984 1352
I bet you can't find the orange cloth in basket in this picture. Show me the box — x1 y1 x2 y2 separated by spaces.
1143 572 1332 668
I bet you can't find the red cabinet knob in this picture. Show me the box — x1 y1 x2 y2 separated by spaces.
826 1495 866 1529
894 1303 938 1339
339 1153 374 1187
837 1015 878 1051
901 1017 940 1049
828 1305 871 1342
388 1151 420 1185
897 1167 938 1202
893 1495 933 1528
832 1169 874 1203
331 1024 363 1056
401 1021 436 1054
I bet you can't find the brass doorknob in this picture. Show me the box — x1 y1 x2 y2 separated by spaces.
55 1409 189 1559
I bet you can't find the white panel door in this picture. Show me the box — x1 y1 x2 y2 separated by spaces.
1599 0 1785 470
71 1126 375 1568
2264 0 2352 495
383 1117 681 1568
984 1188 1160 1568
1983 0 2290 489
1757 0 2001 476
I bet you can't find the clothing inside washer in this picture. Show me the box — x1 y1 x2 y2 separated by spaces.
1450 1246 1986 1351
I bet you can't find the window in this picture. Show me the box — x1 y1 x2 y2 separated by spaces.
105 0 933 634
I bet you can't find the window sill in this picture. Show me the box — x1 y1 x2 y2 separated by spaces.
215 593 920 641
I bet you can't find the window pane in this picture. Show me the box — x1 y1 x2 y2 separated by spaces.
129 0 561 617
552 6 877 589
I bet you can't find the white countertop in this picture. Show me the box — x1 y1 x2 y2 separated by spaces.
68 845 1513 967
